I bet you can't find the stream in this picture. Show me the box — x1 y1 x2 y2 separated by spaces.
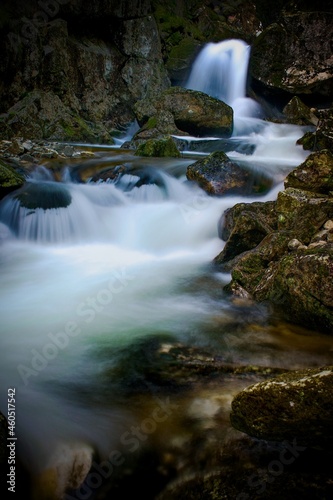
0 39 332 499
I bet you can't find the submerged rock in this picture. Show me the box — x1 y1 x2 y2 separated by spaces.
230 366 333 447
13 182 72 210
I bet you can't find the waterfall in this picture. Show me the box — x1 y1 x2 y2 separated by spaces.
185 39 263 134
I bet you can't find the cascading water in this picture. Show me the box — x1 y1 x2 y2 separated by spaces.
0 39 328 499
185 39 263 134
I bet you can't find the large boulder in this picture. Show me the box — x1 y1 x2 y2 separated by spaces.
134 87 234 138
276 188 333 243
215 204 277 266
230 366 333 447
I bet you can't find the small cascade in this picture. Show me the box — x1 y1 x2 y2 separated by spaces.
186 39 250 105
0 181 128 243
185 38 263 135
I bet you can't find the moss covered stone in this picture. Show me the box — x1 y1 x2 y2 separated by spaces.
0 159 25 199
285 150 333 195
276 188 333 243
135 136 180 157
253 245 333 333
230 365 333 447
134 87 234 138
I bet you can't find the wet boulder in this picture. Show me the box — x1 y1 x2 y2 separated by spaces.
186 151 272 196
218 200 277 241
230 365 333 447
13 181 72 210
215 147 333 334
224 230 293 291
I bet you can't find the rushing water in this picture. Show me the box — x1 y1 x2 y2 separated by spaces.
0 39 332 498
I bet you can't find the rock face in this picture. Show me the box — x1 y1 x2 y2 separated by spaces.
230 366 333 447
250 11 333 99
0 0 170 141
217 151 333 333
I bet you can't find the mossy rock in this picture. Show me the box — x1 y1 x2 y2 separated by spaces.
134 87 234 138
224 230 295 293
230 366 333 447
135 136 181 157
276 188 333 243
165 37 202 81
0 159 26 199
283 96 318 126
285 150 333 195
253 245 333 334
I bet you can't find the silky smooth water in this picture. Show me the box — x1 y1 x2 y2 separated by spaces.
0 39 332 497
